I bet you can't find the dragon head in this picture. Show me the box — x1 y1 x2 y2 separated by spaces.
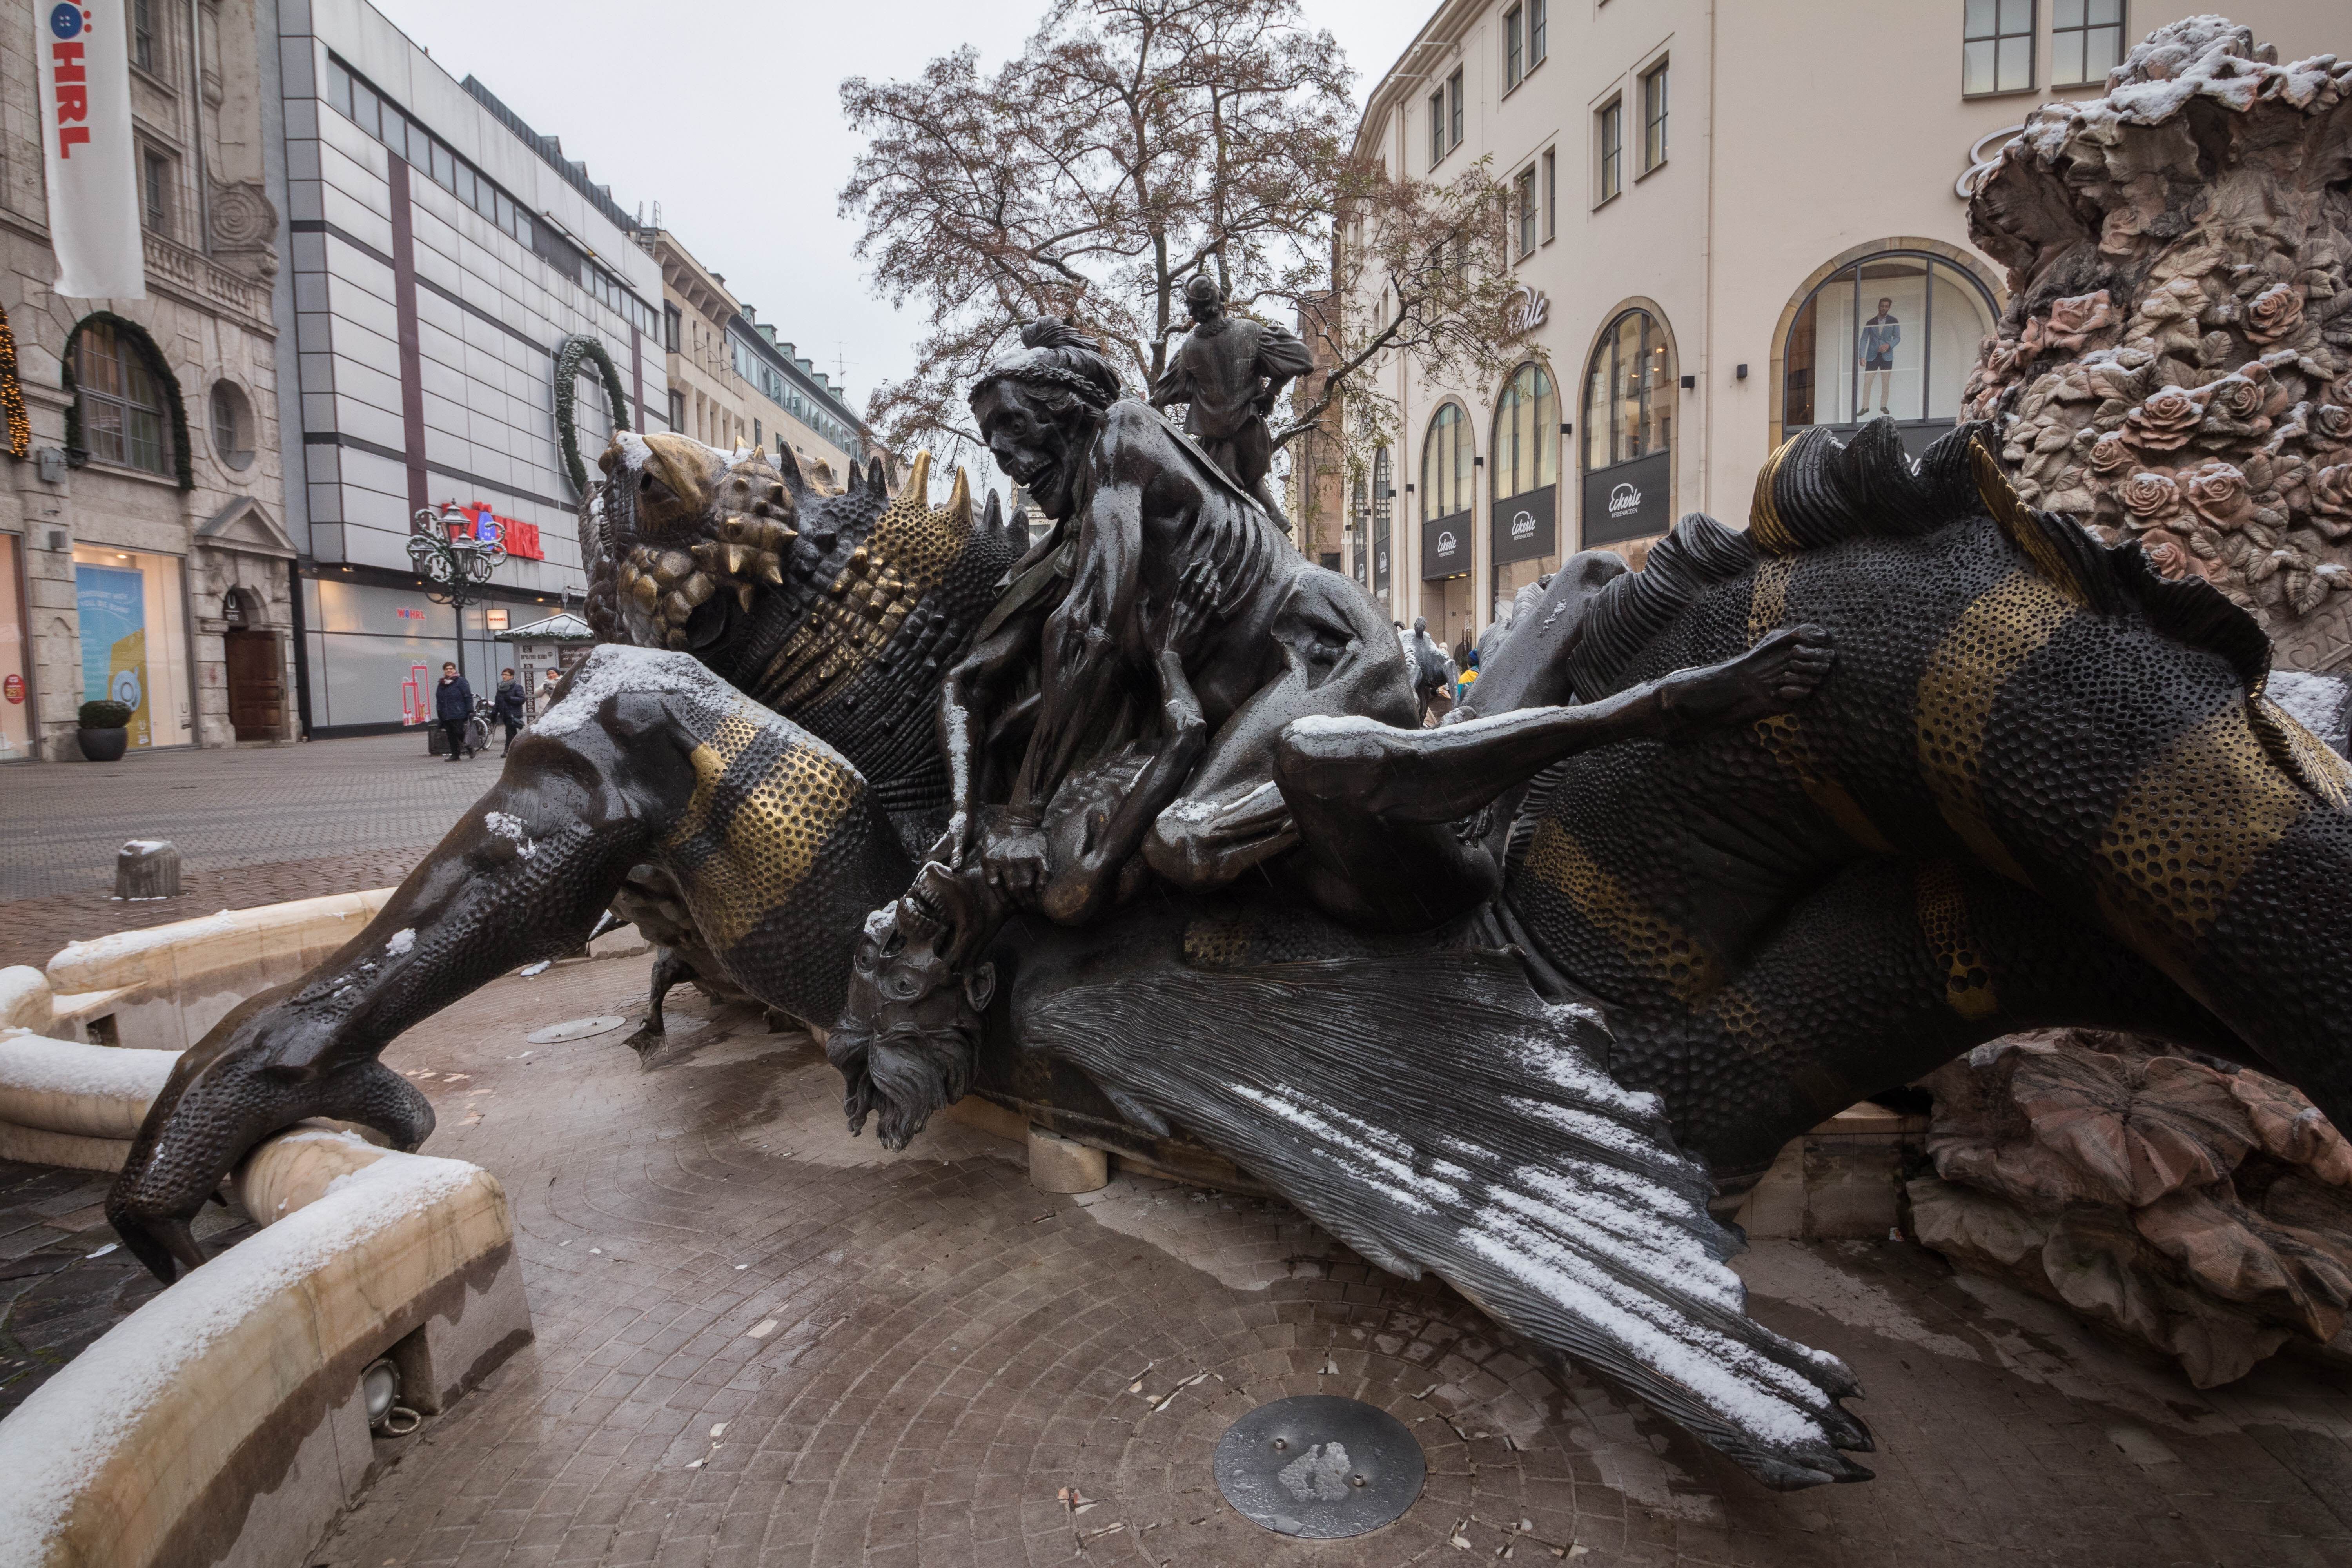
597 431 800 652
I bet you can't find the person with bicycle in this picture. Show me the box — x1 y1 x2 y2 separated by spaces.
493 668 528 755
434 662 474 763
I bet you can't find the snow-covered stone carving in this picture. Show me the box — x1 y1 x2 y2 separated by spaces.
1911 1029 2352 1387
1964 17 2352 667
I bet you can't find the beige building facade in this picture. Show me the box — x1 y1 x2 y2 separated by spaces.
1345 1 2344 652
643 228 877 490
2 0 296 762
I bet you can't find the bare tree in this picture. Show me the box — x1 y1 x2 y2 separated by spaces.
842 0 1537 483
1288 156 1535 473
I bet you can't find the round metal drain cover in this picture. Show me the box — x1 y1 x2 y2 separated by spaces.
525 1015 627 1044
1213 1395 1425 1539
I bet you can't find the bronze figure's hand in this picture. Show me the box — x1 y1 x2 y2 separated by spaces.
1660 622 1836 728
1154 553 1220 652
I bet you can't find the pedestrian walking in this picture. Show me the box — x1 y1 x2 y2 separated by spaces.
493 668 528 754
532 666 563 721
434 662 474 763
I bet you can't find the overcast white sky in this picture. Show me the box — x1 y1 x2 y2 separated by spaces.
370 0 1436 420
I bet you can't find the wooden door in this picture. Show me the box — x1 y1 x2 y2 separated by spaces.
224 630 284 741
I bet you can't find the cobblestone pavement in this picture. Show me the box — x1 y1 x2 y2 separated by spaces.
0 850 428 973
294 958 2352 1568
0 1158 252 1417
0 731 499 902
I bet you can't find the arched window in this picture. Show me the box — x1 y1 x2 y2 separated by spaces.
1492 363 1558 570
64 313 190 488
78 322 174 476
1371 445 1393 594
1581 309 1673 546
1784 250 1996 448
1420 403 1472 581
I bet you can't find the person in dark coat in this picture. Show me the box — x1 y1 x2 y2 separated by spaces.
492 668 527 754
434 662 474 762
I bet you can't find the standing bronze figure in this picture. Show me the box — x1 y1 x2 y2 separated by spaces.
1149 274 1314 526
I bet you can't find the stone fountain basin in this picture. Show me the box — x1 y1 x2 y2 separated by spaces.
0 1030 530 1568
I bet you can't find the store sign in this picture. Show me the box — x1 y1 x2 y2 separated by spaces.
1582 450 1672 547
1492 486 1557 567
36 0 145 298
1421 510 1470 581
458 502 544 561
3 674 22 704
1505 285 1549 338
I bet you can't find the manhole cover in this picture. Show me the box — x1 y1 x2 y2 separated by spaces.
1213 1394 1425 1539
525 1015 628 1044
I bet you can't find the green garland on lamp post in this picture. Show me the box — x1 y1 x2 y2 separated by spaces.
554 334 630 497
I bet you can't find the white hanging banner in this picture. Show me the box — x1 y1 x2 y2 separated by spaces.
36 0 145 299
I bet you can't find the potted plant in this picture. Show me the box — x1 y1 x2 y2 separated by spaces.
78 699 133 762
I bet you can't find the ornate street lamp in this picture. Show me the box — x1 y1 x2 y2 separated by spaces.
407 502 507 684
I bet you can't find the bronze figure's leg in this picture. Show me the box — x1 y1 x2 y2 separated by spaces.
1143 572 1418 889
1255 625 1835 930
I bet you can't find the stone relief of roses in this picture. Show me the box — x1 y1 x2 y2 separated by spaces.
2241 281 2307 345
2125 387 2205 451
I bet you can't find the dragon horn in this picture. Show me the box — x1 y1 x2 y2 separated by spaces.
902 450 932 506
946 465 971 528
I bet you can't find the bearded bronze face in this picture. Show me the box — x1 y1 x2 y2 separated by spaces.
826 868 998 1151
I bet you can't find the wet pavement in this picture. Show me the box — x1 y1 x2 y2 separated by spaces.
279 954 2352 1568
0 1158 253 1417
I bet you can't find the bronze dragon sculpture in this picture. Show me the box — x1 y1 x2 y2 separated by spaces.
104 322 2352 1493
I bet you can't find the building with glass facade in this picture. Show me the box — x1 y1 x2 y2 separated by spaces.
258 0 671 734
1341 0 2341 650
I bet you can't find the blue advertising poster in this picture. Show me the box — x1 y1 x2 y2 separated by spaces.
76 564 151 743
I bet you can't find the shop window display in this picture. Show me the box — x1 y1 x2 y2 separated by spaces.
71 546 192 748
1784 252 1996 443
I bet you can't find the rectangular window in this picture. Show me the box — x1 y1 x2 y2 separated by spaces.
1429 89 1446 168
132 0 156 72
455 163 477 209
142 151 168 232
1506 5 1524 89
1448 68 1464 150
350 81 380 140
1529 0 1547 66
667 388 685 432
1515 165 1537 257
493 189 513 233
1597 98 1622 205
1641 62 1668 172
1543 147 1557 239
430 139 455 190
664 305 681 353
1964 0 2036 95
2052 0 2125 85
326 58 352 117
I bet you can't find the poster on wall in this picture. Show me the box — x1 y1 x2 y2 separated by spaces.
35 0 147 299
76 562 151 745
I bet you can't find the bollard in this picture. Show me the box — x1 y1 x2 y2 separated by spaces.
116 839 182 901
